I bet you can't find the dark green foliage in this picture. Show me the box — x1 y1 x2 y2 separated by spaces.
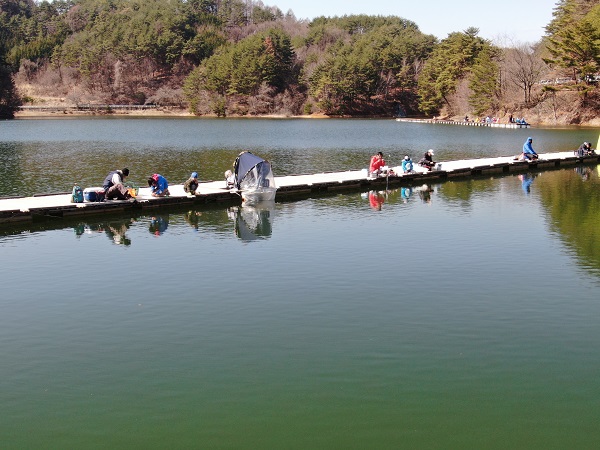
469 47 501 115
1 0 594 117
0 64 21 118
544 0 600 83
306 16 435 115
0 0 28 117
183 27 295 111
418 28 497 115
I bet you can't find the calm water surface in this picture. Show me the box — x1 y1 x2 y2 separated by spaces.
1 118 600 448
0 117 597 196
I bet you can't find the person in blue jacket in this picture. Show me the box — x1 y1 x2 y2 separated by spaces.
401 155 414 173
521 137 538 161
148 173 170 197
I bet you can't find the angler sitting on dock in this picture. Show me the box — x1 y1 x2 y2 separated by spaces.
418 149 436 170
369 152 386 177
575 142 595 157
103 168 132 200
402 155 415 173
515 137 538 161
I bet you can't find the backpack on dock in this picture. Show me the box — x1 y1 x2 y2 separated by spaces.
71 185 84 203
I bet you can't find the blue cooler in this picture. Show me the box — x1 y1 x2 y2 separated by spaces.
84 187 105 202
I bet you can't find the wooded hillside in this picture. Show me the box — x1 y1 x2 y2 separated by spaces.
1 0 599 123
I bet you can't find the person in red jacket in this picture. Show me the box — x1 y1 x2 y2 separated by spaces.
369 152 386 177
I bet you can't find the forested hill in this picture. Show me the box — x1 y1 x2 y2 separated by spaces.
1 0 599 123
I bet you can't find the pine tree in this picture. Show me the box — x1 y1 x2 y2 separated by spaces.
469 47 501 115
544 0 600 83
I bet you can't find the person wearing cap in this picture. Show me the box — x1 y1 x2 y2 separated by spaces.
576 141 594 157
184 171 200 195
418 149 436 170
369 151 386 177
148 173 170 197
103 167 131 200
401 155 414 173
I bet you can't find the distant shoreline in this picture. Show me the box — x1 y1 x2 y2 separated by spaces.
14 106 600 127
16 105 193 118
14 106 333 119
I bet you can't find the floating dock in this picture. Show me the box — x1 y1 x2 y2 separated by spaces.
396 118 530 128
0 152 597 224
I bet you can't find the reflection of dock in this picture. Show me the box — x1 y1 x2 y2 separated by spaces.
1 152 597 224
396 118 530 128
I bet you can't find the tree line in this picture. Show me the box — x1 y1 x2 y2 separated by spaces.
1 0 599 119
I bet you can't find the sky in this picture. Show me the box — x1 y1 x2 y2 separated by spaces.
267 0 557 44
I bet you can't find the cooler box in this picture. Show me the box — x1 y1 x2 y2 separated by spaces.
84 187 105 202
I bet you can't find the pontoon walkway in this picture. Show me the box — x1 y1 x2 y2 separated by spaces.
0 151 597 224
396 118 530 128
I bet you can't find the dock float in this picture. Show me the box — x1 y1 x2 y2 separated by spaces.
396 118 530 128
0 152 597 225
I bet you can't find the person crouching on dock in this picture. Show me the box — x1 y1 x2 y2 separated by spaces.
148 173 170 197
418 149 436 170
184 171 200 195
369 151 386 177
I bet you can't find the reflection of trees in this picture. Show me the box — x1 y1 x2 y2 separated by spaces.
538 168 600 274
436 178 496 208
177 207 234 235
0 143 26 197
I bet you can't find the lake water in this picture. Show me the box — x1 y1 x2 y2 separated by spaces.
1 118 600 449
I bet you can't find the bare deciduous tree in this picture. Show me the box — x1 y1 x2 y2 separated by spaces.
504 44 547 105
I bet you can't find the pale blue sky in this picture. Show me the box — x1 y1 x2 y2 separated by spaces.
268 0 557 43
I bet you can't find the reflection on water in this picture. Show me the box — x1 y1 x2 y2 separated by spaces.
229 201 274 241
74 218 135 246
3 118 600 449
365 184 436 210
574 164 593 181
537 164 600 275
401 186 413 203
149 215 169 236
2 167 600 448
416 183 435 204
61 204 276 245
2 167 599 275
183 210 203 231
518 172 537 195
367 190 385 210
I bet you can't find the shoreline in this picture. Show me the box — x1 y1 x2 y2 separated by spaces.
14 106 331 120
13 108 600 127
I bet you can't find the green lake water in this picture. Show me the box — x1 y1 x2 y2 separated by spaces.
1 118 599 448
